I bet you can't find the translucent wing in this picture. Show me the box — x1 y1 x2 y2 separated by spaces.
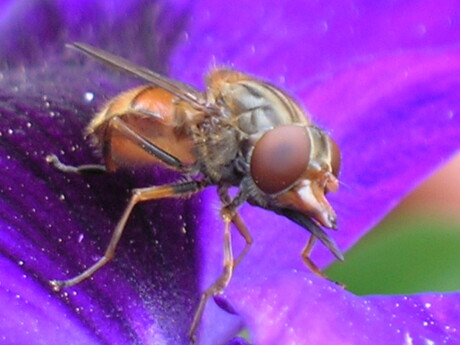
67 42 206 109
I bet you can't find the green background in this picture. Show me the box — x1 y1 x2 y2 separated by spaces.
327 212 460 295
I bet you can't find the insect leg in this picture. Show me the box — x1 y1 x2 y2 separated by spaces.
231 212 253 267
301 235 328 279
109 116 190 171
301 235 344 287
188 208 252 343
46 154 107 174
216 185 253 267
50 180 205 291
46 114 191 175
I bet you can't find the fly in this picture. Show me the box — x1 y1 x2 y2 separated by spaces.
48 42 343 343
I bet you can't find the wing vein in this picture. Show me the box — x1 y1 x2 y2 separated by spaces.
67 42 206 109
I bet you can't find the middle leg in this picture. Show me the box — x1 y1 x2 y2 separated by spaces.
188 207 252 343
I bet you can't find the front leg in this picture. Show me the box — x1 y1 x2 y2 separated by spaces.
301 235 328 279
301 234 345 287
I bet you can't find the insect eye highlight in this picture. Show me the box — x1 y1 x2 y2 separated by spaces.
250 125 311 194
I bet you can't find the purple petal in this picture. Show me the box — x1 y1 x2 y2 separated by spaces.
227 271 460 344
0 1 202 344
173 0 460 342
307 49 460 254
0 66 200 344
2 0 460 344
171 0 460 85
0 0 189 69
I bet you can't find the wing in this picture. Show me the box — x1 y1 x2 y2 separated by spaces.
67 42 207 110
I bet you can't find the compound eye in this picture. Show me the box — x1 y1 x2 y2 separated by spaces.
250 125 311 194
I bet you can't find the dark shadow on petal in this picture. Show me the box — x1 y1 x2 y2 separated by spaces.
0 31 202 345
0 0 193 74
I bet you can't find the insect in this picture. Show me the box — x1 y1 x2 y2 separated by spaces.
48 42 344 343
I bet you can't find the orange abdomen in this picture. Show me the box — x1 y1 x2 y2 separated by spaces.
87 86 197 171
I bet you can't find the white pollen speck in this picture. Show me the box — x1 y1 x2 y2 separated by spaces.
404 332 414 345
84 91 95 102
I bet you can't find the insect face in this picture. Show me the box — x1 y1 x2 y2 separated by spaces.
250 124 340 228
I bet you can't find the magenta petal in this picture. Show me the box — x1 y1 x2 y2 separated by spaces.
3 0 460 344
196 49 460 342
172 0 460 296
178 1 460 342
171 0 460 85
306 49 460 255
227 271 460 344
